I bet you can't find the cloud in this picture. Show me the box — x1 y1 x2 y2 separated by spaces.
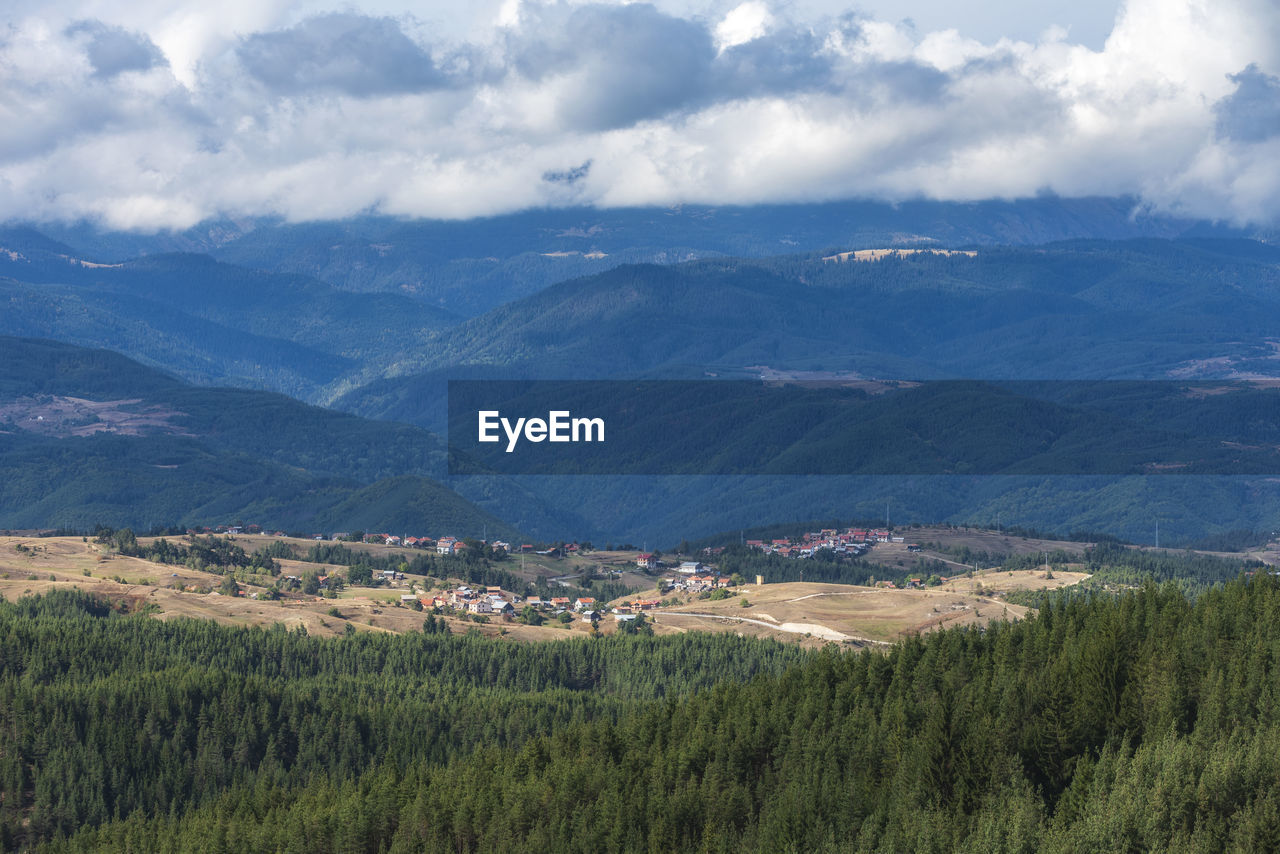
543 159 592 184
0 0 1278 229
1215 64 1280 143
506 3 716 131
66 21 167 77
236 13 449 95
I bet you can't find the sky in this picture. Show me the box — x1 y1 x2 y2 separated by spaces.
1 0 1277 230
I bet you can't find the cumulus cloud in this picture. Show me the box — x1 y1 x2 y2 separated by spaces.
0 0 1278 229
66 21 167 77
236 13 449 95
1215 64 1280 143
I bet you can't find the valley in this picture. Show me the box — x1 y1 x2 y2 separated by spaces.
3 3 1277 847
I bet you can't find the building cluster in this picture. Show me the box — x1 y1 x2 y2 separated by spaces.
356 533 516 556
668 573 732 593
417 585 599 618
744 528 904 558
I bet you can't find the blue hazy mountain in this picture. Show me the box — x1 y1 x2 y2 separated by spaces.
0 337 575 537
0 235 460 401
25 196 1217 317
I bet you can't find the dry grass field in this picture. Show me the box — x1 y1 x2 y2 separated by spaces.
0 534 1090 648
648 567 1088 647
0 534 603 641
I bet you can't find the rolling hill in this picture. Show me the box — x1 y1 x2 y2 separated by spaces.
0 233 460 401
339 238 1280 430
0 337 538 537
324 238 1280 545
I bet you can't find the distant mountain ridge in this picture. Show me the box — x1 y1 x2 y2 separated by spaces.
326 238 1280 545
339 238 1280 429
0 239 460 401
14 196 1228 317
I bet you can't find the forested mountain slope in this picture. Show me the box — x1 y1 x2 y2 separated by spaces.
7 571 1280 852
325 239 1280 545
0 237 458 400
341 238 1280 427
0 338 543 536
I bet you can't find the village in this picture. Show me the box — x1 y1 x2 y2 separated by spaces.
156 519 1000 624
0 521 1096 648
735 526 910 558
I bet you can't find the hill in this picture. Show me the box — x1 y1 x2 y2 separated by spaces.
341 239 1280 412
319 239 1280 544
0 338 531 537
0 238 460 401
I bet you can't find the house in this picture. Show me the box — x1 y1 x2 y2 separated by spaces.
526 597 543 609
436 538 457 555
636 553 657 569
467 599 493 614
573 597 596 612
679 561 702 574
550 597 571 609
400 594 418 603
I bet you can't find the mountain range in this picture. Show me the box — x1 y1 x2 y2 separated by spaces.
6 199 1280 544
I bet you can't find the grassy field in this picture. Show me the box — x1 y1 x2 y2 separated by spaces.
0 534 1090 646
859 526 1091 572
647 568 1088 647
0 535 608 640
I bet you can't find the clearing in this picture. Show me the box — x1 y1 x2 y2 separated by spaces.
644 568 1086 647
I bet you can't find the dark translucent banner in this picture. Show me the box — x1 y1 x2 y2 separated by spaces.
446 379 1280 475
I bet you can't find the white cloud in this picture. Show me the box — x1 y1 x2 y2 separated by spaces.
0 0 1277 230
715 2 772 52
